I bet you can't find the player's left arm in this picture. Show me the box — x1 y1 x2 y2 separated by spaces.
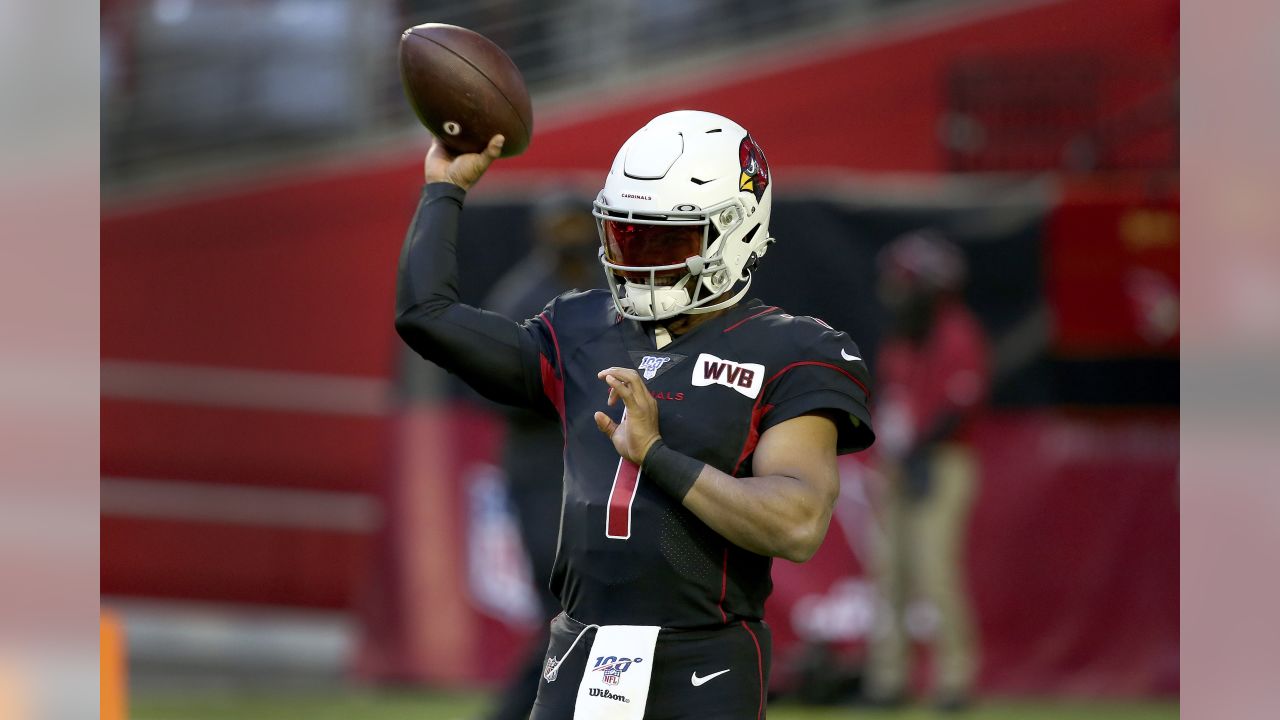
594 367 842 563
682 414 840 563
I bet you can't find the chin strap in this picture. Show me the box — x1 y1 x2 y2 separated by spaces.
621 278 695 319
619 271 753 321
682 273 753 315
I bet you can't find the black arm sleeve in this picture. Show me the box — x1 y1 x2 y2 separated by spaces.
394 183 558 418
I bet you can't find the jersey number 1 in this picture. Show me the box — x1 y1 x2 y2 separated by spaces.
605 410 641 540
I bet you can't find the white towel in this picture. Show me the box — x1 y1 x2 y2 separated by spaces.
573 624 661 719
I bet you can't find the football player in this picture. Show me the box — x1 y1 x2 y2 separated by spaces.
396 111 874 719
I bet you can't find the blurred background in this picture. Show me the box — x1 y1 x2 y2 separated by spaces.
100 0 1178 718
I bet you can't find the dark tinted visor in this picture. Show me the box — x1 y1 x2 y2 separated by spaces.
602 220 703 279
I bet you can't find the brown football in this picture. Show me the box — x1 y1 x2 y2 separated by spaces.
399 23 533 158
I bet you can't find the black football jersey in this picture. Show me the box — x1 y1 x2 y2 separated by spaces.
520 290 874 629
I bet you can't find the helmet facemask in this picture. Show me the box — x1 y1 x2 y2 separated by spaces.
593 197 752 321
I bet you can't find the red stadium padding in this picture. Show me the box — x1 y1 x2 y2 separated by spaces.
769 410 1179 696
1047 182 1180 356
102 170 420 376
101 515 371 608
356 404 535 686
102 399 390 492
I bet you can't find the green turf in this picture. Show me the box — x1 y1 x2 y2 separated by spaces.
767 700 1178 720
132 691 1177 720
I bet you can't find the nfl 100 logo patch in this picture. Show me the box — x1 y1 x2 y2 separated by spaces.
592 655 644 686
628 351 687 381
637 355 670 380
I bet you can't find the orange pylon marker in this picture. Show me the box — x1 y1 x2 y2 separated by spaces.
101 610 127 720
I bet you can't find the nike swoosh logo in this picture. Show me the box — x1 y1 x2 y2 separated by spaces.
840 349 861 362
691 669 731 687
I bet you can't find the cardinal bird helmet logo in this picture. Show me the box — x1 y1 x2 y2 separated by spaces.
738 134 770 201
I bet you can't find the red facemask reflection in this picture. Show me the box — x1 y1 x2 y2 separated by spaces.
602 221 703 281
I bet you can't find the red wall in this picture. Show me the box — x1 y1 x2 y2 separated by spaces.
496 0 1176 176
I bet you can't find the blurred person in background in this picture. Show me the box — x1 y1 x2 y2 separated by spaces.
480 193 601 720
864 230 989 713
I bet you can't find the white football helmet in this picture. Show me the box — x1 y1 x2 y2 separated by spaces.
593 110 774 320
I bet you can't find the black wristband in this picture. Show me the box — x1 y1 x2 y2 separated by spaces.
641 438 705 501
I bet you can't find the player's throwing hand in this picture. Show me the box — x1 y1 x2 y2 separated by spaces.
594 367 662 465
424 134 504 191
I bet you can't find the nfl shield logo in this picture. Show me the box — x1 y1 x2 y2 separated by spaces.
602 666 622 685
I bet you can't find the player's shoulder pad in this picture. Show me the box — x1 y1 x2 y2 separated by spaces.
754 310 872 394
535 289 617 345
541 288 613 318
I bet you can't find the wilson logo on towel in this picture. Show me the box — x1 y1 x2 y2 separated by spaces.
589 687 630 702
